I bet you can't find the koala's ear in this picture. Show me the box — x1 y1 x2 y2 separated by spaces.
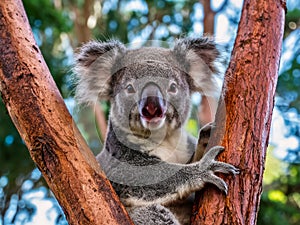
173 37 221 96
74 40 126 104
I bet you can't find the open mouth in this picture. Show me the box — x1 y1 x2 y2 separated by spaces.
138 83 167 130
139 99 167 130
140 97 167 130
141 102 165 121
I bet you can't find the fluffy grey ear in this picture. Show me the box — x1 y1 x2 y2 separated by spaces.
74 40 125 104
173 37 221 96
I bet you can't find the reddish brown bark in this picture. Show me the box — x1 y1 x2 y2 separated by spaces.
202 0 216 35
191 0 285 224
0 1 132 225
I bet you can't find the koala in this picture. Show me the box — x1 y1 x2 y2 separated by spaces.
74 37 239 225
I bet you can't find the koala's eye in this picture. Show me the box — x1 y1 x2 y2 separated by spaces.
126 84 136 94
168 82 177 94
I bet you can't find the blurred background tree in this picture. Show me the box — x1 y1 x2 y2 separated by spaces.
0 0 299 224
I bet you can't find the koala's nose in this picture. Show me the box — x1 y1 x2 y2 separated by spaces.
139 83 166 120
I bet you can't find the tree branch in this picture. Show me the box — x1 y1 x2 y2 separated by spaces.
192 0 286 224
0 1 132 224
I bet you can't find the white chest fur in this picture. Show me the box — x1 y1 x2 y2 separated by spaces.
148 130 196 164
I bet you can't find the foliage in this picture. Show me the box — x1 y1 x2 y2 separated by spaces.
259 166 300 224
0 169 66 224
276 28 300 163
256 3 300 224
96 0 197 43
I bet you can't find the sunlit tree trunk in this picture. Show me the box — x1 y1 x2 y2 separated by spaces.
192 0 285 224
0 1 132 225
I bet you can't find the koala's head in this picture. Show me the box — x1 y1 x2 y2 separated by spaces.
74 37 220 136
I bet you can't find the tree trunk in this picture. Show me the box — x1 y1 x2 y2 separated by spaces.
72 0 92 46
191 0 285 224
202 0 215 35
0 1 132 225
198 0 218 126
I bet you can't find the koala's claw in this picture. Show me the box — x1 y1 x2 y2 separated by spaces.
208 174 229 194
212 161 240 175
197 145 239 194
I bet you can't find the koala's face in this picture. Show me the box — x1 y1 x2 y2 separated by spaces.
75 38 220 135
110 53 191 133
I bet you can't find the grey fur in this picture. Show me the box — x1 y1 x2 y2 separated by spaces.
74 37 238 225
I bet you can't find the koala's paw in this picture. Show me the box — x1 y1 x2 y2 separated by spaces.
197 146 239 194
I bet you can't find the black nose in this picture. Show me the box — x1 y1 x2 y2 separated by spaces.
139 83 166 120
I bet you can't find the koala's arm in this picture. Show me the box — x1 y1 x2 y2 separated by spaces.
98 146 238 206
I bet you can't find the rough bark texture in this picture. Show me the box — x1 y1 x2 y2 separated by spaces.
191 0 286 224
0 1 132 225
